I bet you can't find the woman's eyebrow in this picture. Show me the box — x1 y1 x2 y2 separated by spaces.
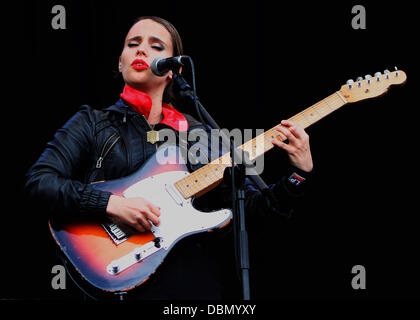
149 36 168 48
126 35 142 43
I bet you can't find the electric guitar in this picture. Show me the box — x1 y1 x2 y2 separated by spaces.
49 69 407 295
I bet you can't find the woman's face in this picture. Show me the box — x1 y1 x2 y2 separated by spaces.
119 19 174 92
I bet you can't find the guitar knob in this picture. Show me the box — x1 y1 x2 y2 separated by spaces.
346 79 354 89
374 72 381 81
356 77 363 87
134 248 142 261
111 263 119 274
384 69 390 79
365 74 372 84
153 237 161 248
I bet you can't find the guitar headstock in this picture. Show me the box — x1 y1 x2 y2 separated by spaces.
339 68 407 103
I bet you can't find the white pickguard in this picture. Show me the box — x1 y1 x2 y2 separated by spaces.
122 170 232 250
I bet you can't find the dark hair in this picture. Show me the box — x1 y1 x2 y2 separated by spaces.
133 16 184 57
129 16 184 105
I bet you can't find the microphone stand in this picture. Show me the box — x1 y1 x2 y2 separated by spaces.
172 71 269 300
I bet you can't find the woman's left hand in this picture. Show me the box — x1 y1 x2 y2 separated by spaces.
272 120 313 172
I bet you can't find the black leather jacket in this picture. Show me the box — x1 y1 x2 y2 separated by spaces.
25 98 309 222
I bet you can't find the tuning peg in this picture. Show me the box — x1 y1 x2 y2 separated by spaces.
356 77 363 87
374 72 381 81
365 74 372 84
346 79 354 89
384 69 390 79
394 66 399 77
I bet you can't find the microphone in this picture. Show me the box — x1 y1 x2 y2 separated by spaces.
150 56 187 76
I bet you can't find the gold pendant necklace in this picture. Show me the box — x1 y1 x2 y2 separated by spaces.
147 124 159 144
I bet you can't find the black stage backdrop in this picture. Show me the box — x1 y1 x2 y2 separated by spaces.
4 0 419 303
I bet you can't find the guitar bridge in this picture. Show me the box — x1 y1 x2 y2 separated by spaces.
101 220 135 245
106 237 164 275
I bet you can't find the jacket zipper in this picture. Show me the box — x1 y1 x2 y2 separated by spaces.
96 133 121 168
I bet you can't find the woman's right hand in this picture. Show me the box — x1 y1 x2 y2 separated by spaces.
106 195 161 232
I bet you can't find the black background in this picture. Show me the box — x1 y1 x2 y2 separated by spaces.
3 0 419 304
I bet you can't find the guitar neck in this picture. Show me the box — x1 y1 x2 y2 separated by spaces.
243 91 348 160
173 91 348 199
285 91 347 129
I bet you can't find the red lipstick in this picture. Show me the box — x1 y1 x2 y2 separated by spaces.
131 59 149 71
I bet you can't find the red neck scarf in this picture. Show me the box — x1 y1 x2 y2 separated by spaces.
120 84 188 132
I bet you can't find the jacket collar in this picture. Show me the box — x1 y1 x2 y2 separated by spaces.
104 98 133 114
104 98 189 132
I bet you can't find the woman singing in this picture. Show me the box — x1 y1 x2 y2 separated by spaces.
25 16 313 299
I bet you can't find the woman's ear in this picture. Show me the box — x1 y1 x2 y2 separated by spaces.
118 57 122 72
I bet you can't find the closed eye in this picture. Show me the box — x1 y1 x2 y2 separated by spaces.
151 45 164 51
127 43 163 51
126 36 168 51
